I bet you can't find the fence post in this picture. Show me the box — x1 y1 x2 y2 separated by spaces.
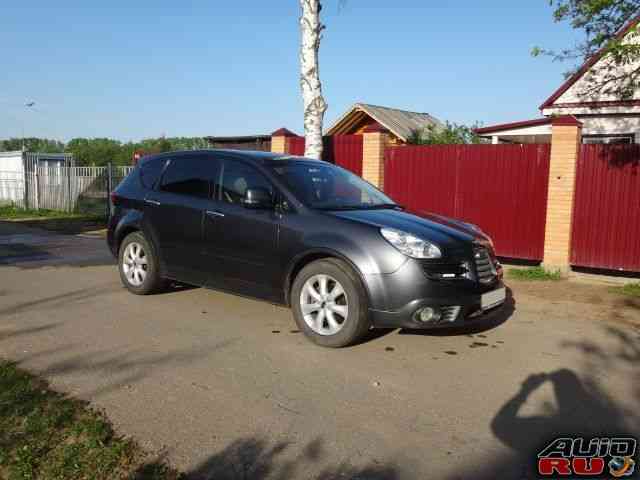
542 115 583 274
271 128 297 154
362 123 390 190
34 167 40 210
66 166 72 212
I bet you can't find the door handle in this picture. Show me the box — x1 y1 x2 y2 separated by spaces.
206 210 225 218
145 198 161 206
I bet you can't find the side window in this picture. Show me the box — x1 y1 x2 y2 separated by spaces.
159 155 219 199
139 157 167 189
218 161 272 205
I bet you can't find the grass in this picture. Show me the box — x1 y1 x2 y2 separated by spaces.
0 360 180 480
0 205 106 235
609 282 640 298
0 205 99 220
507 266 562 281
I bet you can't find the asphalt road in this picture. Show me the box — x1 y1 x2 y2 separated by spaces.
0 221 638 479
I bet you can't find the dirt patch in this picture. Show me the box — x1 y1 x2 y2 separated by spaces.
508 279 640 328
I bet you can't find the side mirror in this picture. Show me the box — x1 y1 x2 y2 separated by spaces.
242 187 273 209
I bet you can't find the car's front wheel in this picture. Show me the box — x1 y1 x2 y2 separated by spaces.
118 231 165 295
291 258 370 347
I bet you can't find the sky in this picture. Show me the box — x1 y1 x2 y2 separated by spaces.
0 1 582 142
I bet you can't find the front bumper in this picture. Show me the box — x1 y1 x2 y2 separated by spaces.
364 258 506 329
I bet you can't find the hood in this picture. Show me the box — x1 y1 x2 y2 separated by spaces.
326 208 488 251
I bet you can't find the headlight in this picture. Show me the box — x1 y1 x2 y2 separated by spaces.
380 228 441 259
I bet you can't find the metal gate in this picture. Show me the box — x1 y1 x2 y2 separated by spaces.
384 144 551 260
286 135 363 175
571 144 640 272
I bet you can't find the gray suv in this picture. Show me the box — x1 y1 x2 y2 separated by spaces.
108 150 505 347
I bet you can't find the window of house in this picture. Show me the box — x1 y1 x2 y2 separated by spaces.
582 135 634 144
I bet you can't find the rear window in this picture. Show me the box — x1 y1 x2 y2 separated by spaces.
139 157 167 189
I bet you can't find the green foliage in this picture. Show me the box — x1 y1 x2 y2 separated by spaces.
407 121 485 145
0 205 102 220
0 136 211 166
65 138 123 166
609 282 640 297
508 266 562 281
534 0 640 99
0 360 180 479
0 138 64 153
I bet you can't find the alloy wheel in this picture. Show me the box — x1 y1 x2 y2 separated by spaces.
299 274 349 335
122 242 148 287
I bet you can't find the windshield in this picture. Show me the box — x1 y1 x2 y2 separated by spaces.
266 160 398 210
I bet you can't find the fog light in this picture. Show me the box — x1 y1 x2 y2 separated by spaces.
415 306 441 323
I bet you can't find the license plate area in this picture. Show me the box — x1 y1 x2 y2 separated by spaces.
481 287 506 310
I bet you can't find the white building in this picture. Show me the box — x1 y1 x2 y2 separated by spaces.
0 151 74 206
477 17 640 144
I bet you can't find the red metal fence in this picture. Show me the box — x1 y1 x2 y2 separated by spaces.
287 135 363 175
384 144 551 260
571 144 640 272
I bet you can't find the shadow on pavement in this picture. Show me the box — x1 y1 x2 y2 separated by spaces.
446 324 640 479
0 285 120 316
133 436 401 480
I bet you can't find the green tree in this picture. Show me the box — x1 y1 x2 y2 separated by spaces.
533 1 640 99
1 138 64 153
65 138 123 166
407 122 485 145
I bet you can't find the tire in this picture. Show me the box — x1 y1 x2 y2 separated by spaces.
118 231 165 295
291 258 370 348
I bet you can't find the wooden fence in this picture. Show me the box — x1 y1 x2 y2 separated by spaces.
0 165 134 214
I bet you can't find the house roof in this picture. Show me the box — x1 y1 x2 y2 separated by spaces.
326 103 443 141
475 118 552 135
475 115 582 139
539 15 640 110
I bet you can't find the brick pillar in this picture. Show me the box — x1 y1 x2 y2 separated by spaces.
542 115 582 273
271 128 297 154
362 123 389 189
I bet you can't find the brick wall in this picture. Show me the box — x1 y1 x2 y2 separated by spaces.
543 120 582 272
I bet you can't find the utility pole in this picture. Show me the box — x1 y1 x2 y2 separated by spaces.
22 101 36 152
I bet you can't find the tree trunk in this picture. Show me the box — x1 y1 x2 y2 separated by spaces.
299 0 327 160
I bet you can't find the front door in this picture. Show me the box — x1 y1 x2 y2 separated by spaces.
203 159 282 301
145 154 220 285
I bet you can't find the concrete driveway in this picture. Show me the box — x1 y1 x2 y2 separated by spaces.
0 221 638 479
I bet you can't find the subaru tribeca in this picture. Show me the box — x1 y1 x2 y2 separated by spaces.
108 150 505 347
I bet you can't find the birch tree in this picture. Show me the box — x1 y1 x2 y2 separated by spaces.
300 0 328 159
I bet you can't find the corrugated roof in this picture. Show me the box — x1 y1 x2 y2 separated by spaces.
327 103 443 141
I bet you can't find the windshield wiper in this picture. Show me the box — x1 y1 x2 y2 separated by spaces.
315 203 403 211
365 203 404 210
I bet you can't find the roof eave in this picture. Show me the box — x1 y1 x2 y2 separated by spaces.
539 15 640 111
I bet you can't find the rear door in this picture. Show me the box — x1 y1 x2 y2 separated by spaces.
145 154 220 285
203 158 282 301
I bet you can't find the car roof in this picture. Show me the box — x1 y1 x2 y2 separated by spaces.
143 149 331 166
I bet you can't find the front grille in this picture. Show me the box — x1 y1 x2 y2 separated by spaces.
474 247 497 284
441 306 461 323
420 262 469 281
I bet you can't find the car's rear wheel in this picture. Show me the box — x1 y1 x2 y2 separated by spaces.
118 231 164 295
291 258 370 347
